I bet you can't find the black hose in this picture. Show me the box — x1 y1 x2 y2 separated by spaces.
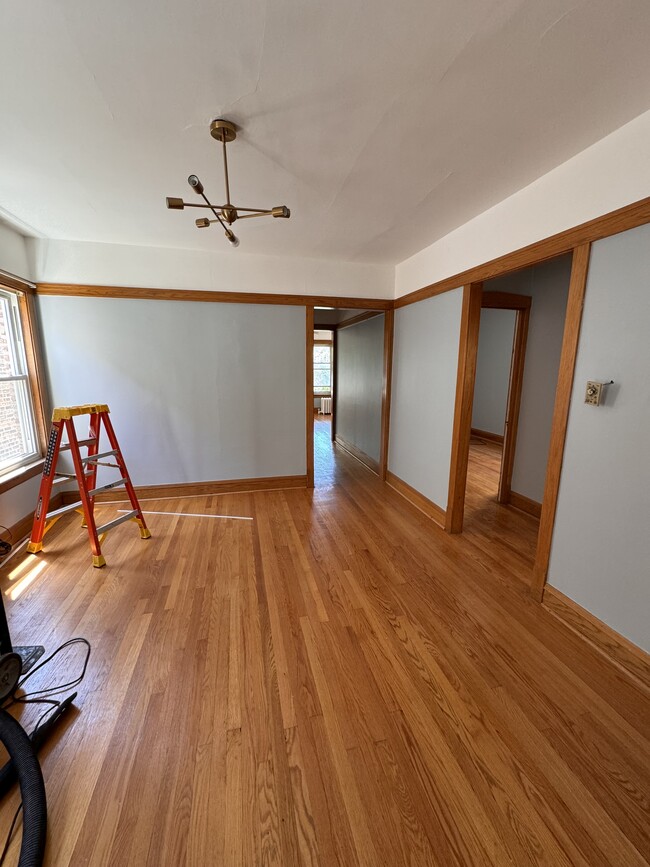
0 709 46 867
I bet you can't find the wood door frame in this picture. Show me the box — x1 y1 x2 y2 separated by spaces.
479 291 532 505
308 307 393 484
445 247 592 600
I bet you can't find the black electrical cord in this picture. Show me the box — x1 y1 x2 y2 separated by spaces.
0 637 91 865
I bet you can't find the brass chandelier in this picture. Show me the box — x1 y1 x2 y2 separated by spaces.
165 119 290 247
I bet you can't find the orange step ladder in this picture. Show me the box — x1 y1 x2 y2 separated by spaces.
27 404 151 567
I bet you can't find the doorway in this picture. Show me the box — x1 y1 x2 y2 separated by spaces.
308 308 390 487
456 254 573 553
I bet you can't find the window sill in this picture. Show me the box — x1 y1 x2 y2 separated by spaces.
0 458 45 495
314 393 332 399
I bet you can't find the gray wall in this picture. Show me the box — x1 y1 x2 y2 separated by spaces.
336 314 384 462
389 288 463 509
471 308 516 436
484 254 572 502
548 224 650 651
37 296 306 486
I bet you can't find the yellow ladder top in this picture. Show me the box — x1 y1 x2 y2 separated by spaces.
52 403 110 421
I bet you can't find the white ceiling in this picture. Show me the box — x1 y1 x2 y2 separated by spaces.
1 0 650 265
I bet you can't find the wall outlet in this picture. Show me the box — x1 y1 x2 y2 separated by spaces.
585 381 603 406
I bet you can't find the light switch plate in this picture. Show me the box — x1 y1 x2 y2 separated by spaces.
585 381 603 406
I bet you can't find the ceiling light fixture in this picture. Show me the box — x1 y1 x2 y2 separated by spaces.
165 119 290 248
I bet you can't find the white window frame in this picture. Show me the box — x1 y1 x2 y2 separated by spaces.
313 341 333 396
0 287 39 475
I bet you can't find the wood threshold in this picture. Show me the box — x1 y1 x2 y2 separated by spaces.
61 475 307 503
470 428 504 445
36 283 392 310
532 243 591 598
543 585 650 692
394 195 650 308
334 435 379 474
386 470 446 529
508 490 542 518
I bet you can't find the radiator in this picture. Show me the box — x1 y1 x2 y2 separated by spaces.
320 397 332 414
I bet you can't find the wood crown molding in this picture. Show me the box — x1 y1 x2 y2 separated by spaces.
36 282 392 310
543 585 650 692
386 470 446 529
394 195 650 309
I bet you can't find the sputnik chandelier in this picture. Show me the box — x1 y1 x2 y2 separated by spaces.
165 119 290 247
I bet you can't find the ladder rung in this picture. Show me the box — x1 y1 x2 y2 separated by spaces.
82 449 119 464
88 478 127 497
96 510 137 535
46 500 84 520
59 437 96 452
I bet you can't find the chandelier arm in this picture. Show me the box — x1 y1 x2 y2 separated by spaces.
236 212 275 220
199 191 228 232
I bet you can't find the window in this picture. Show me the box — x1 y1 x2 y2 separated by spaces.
0 288 39 474
313 343 332 395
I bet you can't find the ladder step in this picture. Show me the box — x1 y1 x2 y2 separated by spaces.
82 449 119 464
46 500 84 520
60 437 96 452
96 510 138 535
88 478 127 497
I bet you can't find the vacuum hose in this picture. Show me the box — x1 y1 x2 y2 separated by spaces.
0 708 46 867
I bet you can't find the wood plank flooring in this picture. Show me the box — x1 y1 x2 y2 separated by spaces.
0 420 648 865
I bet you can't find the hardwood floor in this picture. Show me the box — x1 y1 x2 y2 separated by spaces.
0 431 648 865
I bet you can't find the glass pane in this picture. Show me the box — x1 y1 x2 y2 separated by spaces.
0 294 23 377
0 379 37 471
313 345 331 364
314 369 331 388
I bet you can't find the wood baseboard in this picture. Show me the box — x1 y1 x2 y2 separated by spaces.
334 436 379 474
543 585 650 691
1 492 63 552
471 428 504 445
61 475 307 503
386 471 446 529
509 490 542 518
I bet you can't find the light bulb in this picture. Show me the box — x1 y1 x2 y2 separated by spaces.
226 230 240 248
187 174 204 195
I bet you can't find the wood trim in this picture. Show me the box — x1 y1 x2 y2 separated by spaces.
336 310 383 330
497 304 530 503
331 328 338 442
379 308 394 481
0 273 36 294
386 471 446 529
394 195 650 309
531 244 591 598
334 435 379 474
0 459 45 496
470 428 504 445
62 475 307 503
481 291 532 310
543 585 650 691
17 291 49 452
445 283 482 533
306 308 315 488
36 282 392 310
508 490 542 518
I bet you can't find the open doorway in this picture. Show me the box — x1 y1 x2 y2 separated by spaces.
310 308 387 487
462 254 573 545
